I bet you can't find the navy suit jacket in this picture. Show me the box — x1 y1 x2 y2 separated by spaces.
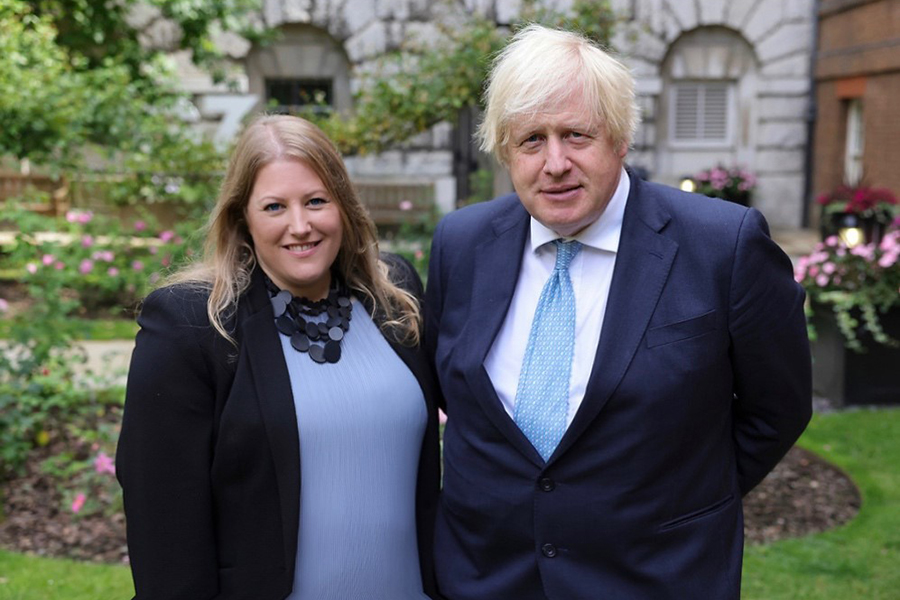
425 170 812 600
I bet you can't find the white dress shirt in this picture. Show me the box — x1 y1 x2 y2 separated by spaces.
484 167 630 427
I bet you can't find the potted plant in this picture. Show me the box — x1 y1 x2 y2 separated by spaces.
691 165 756 206
794 220 900 405
817 185 899 245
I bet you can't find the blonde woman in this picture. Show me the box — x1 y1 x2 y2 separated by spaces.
117 115 442 600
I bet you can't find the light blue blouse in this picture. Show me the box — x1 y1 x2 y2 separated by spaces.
277 299 429 600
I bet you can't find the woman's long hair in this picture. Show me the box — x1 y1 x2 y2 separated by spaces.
166 115 421 345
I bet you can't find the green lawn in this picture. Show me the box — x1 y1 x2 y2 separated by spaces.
743 407 900 599
0 408 897 599
0 550 132 599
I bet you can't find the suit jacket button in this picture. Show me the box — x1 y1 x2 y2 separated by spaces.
538 477 555 492
541 543 557 558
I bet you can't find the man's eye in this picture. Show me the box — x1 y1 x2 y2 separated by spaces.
521 134 541 145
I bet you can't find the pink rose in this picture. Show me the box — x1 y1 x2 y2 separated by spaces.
42 254 55 266
159 230 175 242
79 259 93 274
26 263 38 274
81 235 94 248
94 452 116 475
134 220 147 232
71 493 86 514
108 267 120 276
131 260 144 271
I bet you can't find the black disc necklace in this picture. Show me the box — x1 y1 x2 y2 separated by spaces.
265 275 352 364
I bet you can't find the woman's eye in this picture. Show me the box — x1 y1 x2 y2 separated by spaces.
263 203 283 212
308 197 329 207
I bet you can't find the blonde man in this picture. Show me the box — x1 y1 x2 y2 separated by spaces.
425 25 811 600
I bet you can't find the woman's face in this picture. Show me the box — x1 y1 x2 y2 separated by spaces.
244 158 343 300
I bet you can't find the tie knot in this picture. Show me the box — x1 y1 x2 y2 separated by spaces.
553 239 582 271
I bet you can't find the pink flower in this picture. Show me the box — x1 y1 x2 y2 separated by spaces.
81 235 94 248
107 267 120 276
134 220 147 232
132 260 144 271
26 263 38 274
159 230 175 242
78 211 93 224
149 246 158 255
78 259 93 274
41 254 55 266
161 255 171 267
879 253 897 268
71 492 86 513
399 200 414 211
816 274 829 287
92 250 114 262
825 236 839 247
0 298 8 313
823 262 836 274
54 261 64 270
414 249 424 260
94 452 116 475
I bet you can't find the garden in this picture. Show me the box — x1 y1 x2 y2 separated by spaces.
3 0 900 597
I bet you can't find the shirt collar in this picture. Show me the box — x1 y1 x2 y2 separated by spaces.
529 166 630 254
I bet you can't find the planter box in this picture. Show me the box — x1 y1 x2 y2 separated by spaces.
811 305 900 406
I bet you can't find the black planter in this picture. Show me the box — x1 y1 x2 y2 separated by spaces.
821 211 893 245
810 305 900 406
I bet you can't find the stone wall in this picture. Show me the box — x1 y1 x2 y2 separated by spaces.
166 0 816 226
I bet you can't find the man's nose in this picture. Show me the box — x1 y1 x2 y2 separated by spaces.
543 137 571 176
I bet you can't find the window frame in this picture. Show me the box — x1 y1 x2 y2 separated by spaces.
668 80 736 149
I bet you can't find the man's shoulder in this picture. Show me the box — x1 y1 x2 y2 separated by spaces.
437 193 525 236
634 177 752 231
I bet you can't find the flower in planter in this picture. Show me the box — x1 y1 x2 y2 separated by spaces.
817 185 899 246
817 185 899 218
690 165 756 205
795 226 900 351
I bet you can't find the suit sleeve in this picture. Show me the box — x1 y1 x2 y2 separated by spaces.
116 288 219 599
728 209 812 495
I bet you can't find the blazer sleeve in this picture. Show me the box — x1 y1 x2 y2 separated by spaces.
116 287 220 599
728 209 813 495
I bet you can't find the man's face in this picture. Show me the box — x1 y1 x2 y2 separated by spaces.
506 93 626 238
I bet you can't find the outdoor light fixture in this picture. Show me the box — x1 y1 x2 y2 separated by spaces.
837 213 864 248
679 177 696 193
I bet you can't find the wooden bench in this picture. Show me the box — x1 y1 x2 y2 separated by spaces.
355 180 435 226
0 172 70 216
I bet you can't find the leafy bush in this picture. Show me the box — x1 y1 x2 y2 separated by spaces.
794 225 900 350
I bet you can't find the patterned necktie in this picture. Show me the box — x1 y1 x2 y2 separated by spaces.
514 239 582 461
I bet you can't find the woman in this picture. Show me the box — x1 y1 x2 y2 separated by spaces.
116 115 442 600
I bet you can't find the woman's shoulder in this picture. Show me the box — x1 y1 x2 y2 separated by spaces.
379 252 423 298
140 282 213 328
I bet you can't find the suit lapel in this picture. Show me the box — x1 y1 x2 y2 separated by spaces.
239 271 300 570
553 174 678 460
460 201 546 466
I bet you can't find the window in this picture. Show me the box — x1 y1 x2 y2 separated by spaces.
844 99 864 186
670 81 733 145
265 78 333 113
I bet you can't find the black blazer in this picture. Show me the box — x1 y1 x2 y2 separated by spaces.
426 170 812 599
117 255 442 600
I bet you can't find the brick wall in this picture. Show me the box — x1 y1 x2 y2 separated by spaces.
812 0 900 224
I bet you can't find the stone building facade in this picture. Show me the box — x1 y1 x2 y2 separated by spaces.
812 0 900 228
171 0 817 228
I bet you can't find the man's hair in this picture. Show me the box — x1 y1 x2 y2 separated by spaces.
478 24 640 165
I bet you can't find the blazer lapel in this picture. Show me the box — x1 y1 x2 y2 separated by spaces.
460 201 546 466
239 270 300 570
553 174 678 460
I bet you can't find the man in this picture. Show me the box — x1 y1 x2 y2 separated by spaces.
425 25 812 600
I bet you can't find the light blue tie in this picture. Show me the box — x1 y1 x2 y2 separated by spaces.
514 239 582 461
